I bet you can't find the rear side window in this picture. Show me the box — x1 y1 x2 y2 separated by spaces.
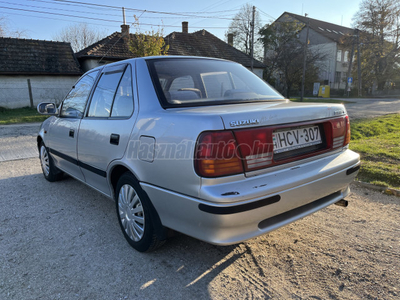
111 66 134 117
60 70 99 118
88 65 134 118
88 71 122 117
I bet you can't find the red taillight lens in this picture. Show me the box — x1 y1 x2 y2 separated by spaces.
195 131 244 177
331 116 346 149
234 128 274 172
344 115 351 146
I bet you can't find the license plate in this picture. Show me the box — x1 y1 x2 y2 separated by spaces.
273 125 322 154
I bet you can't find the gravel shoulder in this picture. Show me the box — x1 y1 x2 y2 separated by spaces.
0 158 399 299
0 123 40 161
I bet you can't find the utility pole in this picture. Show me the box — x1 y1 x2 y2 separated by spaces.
344 33 355 97
122 7 126 25
250 6 255 72
356 29 362 97
301 14 309 102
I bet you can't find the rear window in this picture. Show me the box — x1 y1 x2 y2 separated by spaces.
147 58 284 108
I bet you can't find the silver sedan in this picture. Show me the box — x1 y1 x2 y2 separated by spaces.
37 56 360 252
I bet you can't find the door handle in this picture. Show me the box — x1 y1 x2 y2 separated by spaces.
110 134 120 145
69 129 74 138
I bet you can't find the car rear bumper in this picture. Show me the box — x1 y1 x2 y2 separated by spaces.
141 149 360 245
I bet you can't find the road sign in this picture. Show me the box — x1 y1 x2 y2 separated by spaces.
348 77 353 84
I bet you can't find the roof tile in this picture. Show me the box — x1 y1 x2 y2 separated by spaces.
0 37 81 75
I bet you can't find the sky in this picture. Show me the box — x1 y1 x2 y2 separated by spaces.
1 0 362 42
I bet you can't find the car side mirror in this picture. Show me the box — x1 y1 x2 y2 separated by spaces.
37 102 59 115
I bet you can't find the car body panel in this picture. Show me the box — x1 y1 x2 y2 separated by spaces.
47 117 85 181
78 118 137 196
141 153 359 245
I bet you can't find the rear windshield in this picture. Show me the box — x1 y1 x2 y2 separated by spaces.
147 58 284 108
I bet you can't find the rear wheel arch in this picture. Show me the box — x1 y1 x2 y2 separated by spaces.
115 171 167 251
109 166 168 244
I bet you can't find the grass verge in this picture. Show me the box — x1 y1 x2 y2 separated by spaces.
0 107 48 125
290 98 353 104
350 114 400 189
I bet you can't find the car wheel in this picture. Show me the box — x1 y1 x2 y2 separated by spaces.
116 172 165 252
39 142 63 182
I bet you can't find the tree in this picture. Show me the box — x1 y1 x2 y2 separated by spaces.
259 21 321 97
0 17 5 37
353 0 400 91
129 16 168 57
0 17 27 38
52 23 105 52
227 3 262 58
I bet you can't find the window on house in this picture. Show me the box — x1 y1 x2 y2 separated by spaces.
344 51 349 62
335 72 341 83
337 50 342 62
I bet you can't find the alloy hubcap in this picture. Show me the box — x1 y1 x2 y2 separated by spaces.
40 146 50 176
118 184 145 242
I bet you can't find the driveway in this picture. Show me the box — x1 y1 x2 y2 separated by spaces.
0 158 398 299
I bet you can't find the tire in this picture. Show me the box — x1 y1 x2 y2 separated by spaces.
115 172 166 252
39 142 63 182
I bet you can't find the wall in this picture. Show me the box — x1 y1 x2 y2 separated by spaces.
309 42 336 87
250 68 264 79
80 59 109 73
0 75 79 109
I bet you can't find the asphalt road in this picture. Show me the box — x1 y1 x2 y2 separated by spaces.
340 97 400 120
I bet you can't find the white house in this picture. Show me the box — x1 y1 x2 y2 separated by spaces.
0 37 82 109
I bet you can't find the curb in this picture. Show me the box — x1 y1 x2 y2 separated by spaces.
0 122 42 128
353 181 400 197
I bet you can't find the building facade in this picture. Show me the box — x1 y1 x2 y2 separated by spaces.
271 12 355 90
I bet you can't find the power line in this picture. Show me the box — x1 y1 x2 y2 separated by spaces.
2 11 112 29
0 5 232 29
41 0 240 19
0 0 122 18
0 5 122 23
257 7 276 21
1 1 237 20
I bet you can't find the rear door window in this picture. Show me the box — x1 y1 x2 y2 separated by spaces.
87 65 134 118
111 66 134 118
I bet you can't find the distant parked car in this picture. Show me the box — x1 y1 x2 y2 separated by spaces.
37 56 360 252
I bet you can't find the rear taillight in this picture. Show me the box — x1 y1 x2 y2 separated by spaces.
234 128 274 172
344 116 351 146
330 116 349 149
195 131 244 177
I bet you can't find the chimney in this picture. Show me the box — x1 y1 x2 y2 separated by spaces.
228 33 233 46
121 24 130 36
182 21 188 33
121 24 130 43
